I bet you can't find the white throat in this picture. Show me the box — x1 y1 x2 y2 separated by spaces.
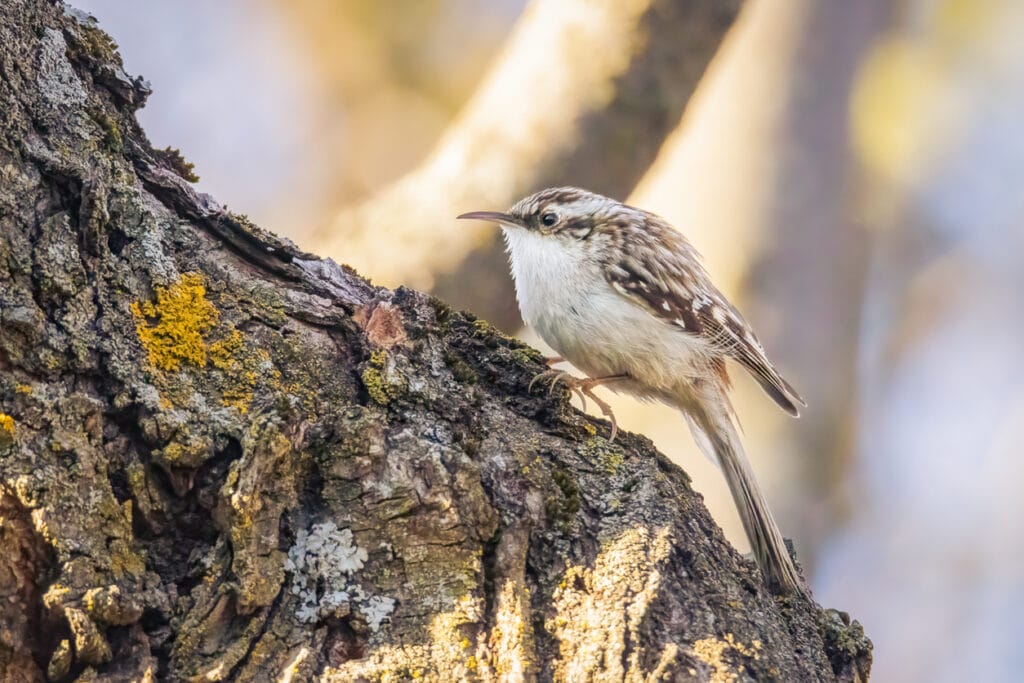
501 226 592 330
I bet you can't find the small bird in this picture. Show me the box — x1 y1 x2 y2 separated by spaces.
458 187 806 594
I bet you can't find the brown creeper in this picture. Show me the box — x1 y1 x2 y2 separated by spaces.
458 187 807 594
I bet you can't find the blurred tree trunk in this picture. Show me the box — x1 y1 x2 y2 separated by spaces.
629 0 890 566
732 0 890 563
314 0 742 331
0 2 870 681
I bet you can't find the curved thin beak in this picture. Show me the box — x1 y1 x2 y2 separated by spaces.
457 211 525 228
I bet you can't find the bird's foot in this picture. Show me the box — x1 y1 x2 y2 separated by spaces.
528 371 626 442
528 369 588 409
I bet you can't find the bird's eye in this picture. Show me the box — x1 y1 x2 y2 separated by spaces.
541 212 558 227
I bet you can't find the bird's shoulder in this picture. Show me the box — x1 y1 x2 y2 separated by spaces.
602 209 727 339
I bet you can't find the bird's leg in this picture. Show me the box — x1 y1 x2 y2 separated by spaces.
528 370 628 441
578 375 627 441
544 355 565 367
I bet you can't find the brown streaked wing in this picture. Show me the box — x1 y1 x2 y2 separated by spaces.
604 212 805 416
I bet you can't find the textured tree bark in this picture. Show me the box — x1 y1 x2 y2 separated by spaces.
0 2 871 682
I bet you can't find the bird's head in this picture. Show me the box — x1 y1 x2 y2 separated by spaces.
458 187 630 247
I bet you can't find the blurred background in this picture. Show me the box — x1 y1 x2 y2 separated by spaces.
73 1 1024 680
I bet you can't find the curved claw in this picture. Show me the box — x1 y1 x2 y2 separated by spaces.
527 374 541 393
529 369 562 393
580 377 625 443
563 382 588 412
545 372 567 396
529 370 587 411
529 370 623 442
588 393 618 442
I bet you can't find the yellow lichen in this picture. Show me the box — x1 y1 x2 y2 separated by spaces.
510 347 541 365
521 455 542 476
362 350 405 405
362 368 388 404
0 413 14 446
221 370 256 414
131 276 287 414
131 273 219 371
107 538 146 578
471 319 496 335
209 328 243 370
213 335 281 414
14 384 32 395
692 634 762 683
601 450 624 475
414 594 485 678
490 579 533 677
581 438 624 475
43 583 72 611
162 442 186 465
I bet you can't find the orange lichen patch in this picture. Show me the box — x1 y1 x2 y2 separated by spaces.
131 273 219 371
208 328 253 411
211 332 248 410
130 273 294 415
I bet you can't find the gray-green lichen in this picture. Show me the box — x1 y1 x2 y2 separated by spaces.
285 521 396 629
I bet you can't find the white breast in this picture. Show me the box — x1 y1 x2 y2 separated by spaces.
502 228 711 399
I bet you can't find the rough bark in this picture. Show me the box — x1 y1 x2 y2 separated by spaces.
0 2 871 682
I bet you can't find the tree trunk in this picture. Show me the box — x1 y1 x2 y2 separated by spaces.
0 2 871 681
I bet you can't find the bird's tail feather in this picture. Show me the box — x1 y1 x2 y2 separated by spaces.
682 399 804 595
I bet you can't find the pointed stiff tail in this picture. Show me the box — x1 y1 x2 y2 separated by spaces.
682 400 805 595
